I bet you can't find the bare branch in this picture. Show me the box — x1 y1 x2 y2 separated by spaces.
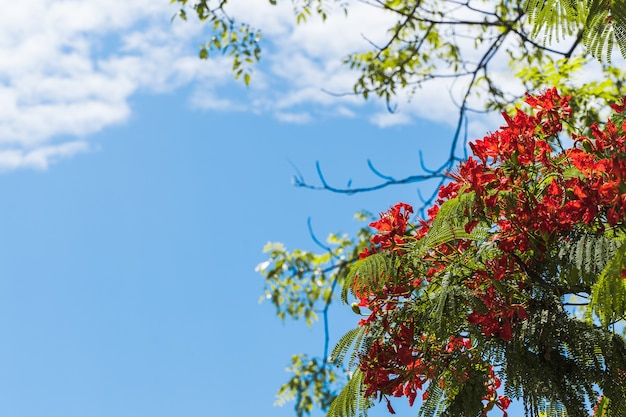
293 160 449 194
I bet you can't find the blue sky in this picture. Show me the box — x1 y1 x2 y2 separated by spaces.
0 1 540 417
0 87 456 416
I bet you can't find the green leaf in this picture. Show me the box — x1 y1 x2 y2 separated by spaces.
589 239 626 327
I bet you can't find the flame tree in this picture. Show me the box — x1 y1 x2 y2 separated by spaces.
327 89 626 417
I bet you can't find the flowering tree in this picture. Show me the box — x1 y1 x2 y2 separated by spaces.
326 89 626 417
173 1 626 415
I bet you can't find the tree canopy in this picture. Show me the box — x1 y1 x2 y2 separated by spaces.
327 89 626 417
173 0 626 196
173 1 626 416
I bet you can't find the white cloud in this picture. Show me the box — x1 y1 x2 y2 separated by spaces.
0 141 89 171
370 111 412 128
333 107 356 118
189 89 247 112
0 0 217 169
275 111 313 124
0 0 610 170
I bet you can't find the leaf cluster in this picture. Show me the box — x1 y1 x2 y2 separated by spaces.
258 220 371 324
255 214 374 414
171 0 262 85
275 354 344 417
526 0 626 61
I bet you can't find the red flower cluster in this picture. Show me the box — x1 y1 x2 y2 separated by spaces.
351 88 626 416
464 255 529 341
362 202 414 256
355 202 416 317
359 330 473 414
455 88 626 247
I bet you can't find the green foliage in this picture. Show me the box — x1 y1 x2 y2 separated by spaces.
508 56 626 132
275 354 343 417
503 308 608 417
589 238 626 327
258 242 328 325
557 232 621 287
256 213 373 414
322 95 626 417
258 224 369 325
289 0 345 23
329 228 626 417
330 326 367 371
415 191 485 254
344 0 461 103
536 402 570 417
441 370 488 417
171 0 347 85
343 0 525 104
176 0 626 109
584 0 626 61
525 0 582 44
249 96 626 417
171 0 261 85
326 370 372 417
525 0 626 61
343 252 397 303
418 383 446 417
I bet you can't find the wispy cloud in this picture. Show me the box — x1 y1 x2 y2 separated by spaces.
0 141 89 171
0 0 218 169
275 111 313 124
370 111 413 128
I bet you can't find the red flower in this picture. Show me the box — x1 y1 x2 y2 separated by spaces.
369 202 413 249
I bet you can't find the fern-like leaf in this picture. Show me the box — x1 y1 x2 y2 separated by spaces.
418 382 447 417
584 0 614 61
326 369 371 417
429 273 472 338
343 252 395 303
589 238 626 327
537 400 570 417
415 192 486 257
583 0 626 61
330 326 367 371
557 232 620 287
525 0 626 61
526 0 583 44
